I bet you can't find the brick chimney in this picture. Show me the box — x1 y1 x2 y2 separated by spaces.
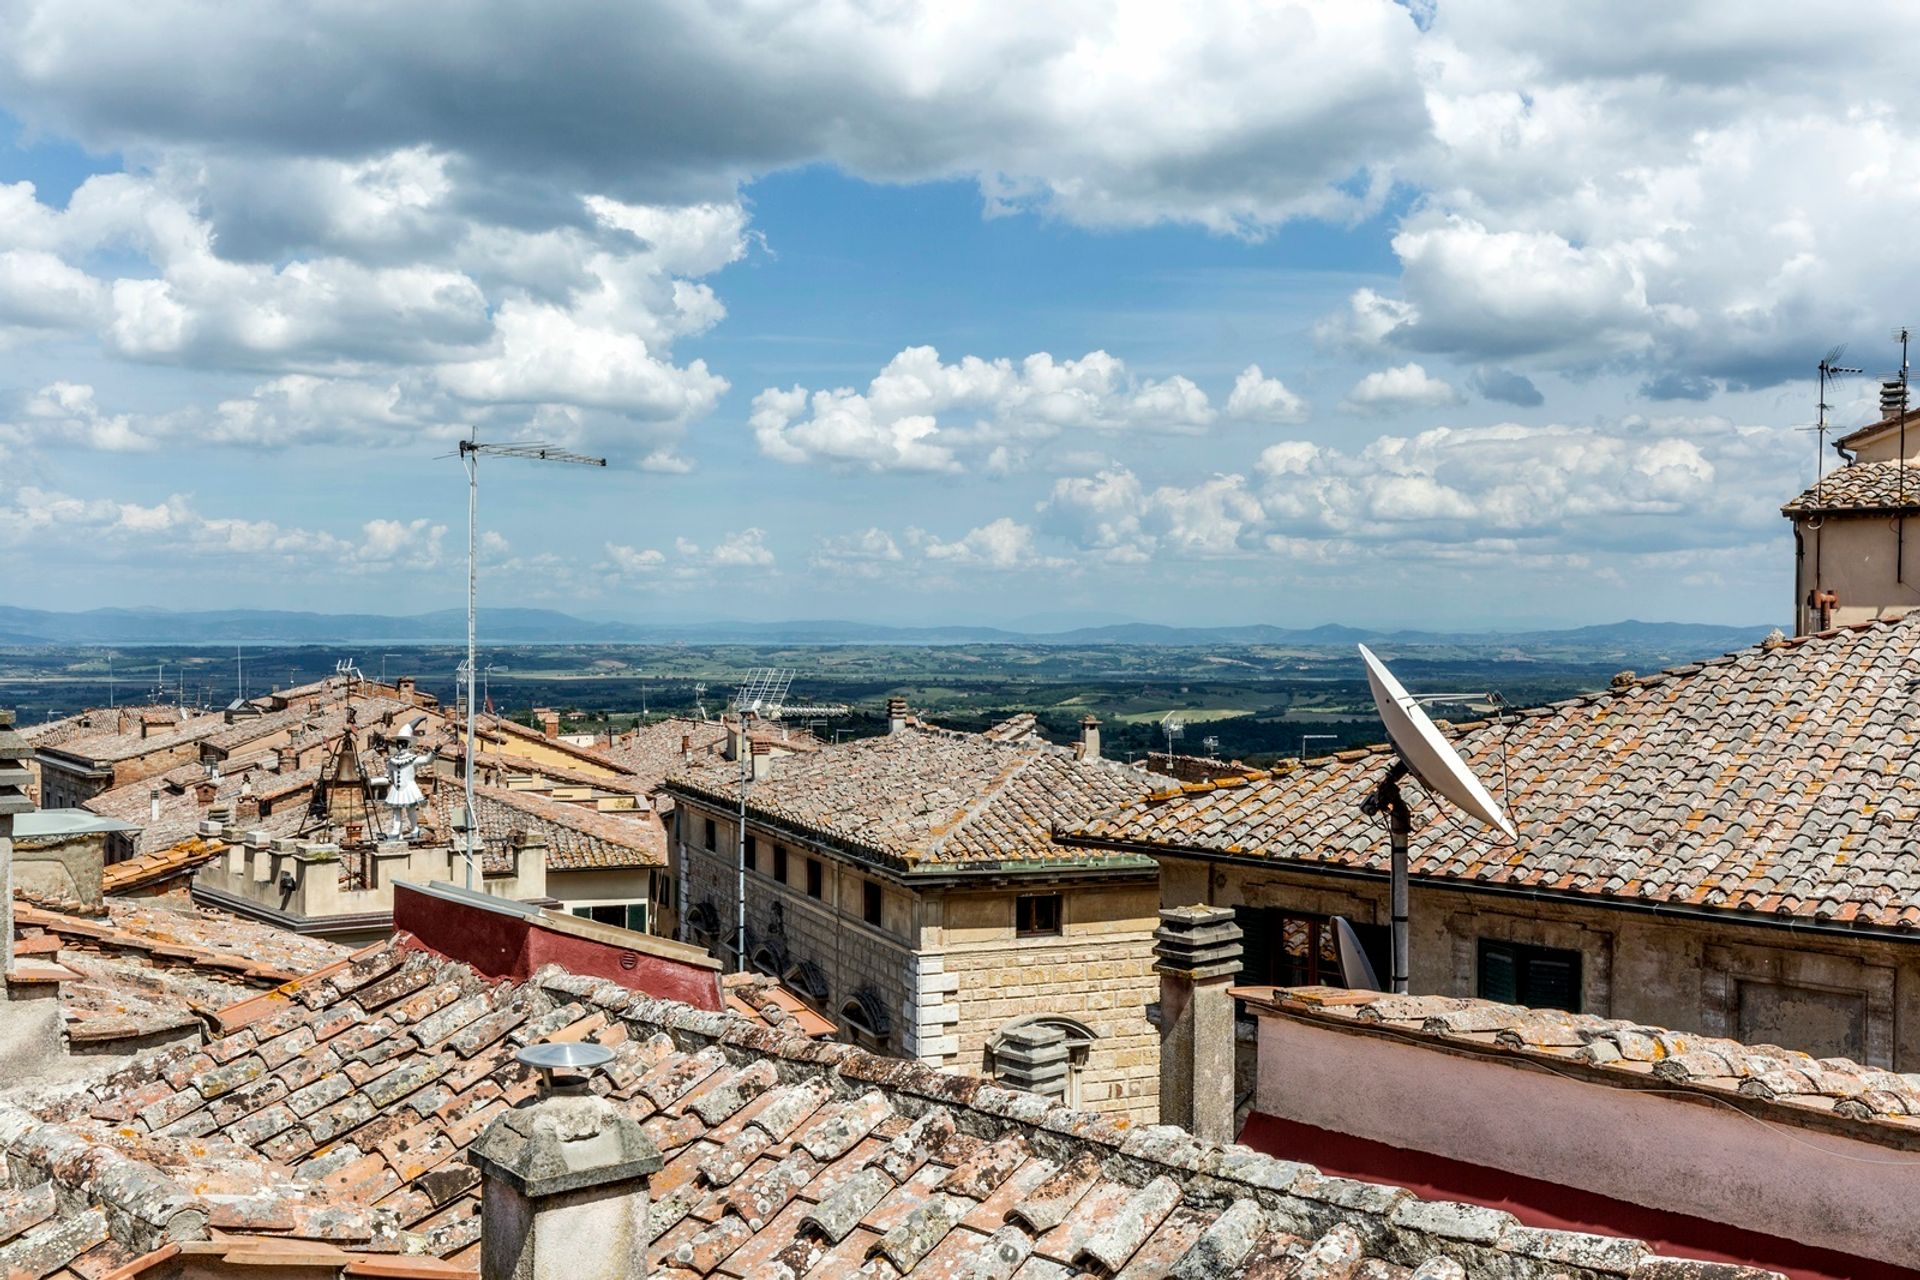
1079 715 1101 761
469 1050 662 1280
277 744 299 772
537 708 560 740
1153 904 1242 1143
750 736 773 783
396 676 417 700
680 734 691 766
886 696 908 735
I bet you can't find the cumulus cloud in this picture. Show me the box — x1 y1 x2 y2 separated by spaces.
808 528 905 578
1467 367 1544 407
751 346 1218 473
1340 363 1464 414
914 519 1059 569
1224 365 1309 424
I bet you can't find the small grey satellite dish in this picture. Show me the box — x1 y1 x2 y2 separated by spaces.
1357 644 1517 995
1330 916 1381 992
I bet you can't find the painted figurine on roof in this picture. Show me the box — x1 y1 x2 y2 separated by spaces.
381 718 437 839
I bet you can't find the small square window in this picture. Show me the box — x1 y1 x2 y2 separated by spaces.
703 818 716 851
773 845 788 882
745 836 758 872
1016 893 1062 937
863 880 883 926
1478 939 1582 1012
806 859 823 899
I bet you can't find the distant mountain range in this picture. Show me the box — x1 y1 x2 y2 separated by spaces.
0 605 1777 654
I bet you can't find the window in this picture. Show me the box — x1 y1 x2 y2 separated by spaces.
841 988 891 1050
1016 893 1062 937
806 858 823 899
1236 908 1389 991
570 903 647 933
703 818 716 851
773 845 788 883
863 880 883 926
1478 939 1582 1012
745 836 758 872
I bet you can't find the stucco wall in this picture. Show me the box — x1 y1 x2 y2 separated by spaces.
1253 1010 1920 1268
1794 513 1920 631
1167 857 1920 1069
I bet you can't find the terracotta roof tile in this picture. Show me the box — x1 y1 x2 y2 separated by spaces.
1067 616 1920 931
1782 459 1920 514
0 939 1779 1279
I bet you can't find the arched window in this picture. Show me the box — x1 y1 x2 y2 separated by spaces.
749 937 789 978
840 988 891 1051
784 959 830 1004
987 1015 1097 1108
687 900 719 948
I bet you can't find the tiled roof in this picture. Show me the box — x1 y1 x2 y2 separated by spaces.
1066 616 1920 932
667 725 1161 872
0 939 1768 1280
33 711 225 766
21 706 176 749
449 785 665 872
604 717 823 792
13 899 346 1047
1241 986 1920 1141
1781 460 1920 514
100 837 225 894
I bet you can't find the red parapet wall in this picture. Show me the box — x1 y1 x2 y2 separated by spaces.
394 882 723 1011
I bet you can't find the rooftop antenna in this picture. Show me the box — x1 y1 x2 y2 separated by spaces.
1358 645 1515 996
692 683 709 722
451 431 607 889
1812 348 1864 501
1300 732 1336 760
1160 712 1186 759
106 652 114 709
1201 734 1220 758
1883 328 1912 584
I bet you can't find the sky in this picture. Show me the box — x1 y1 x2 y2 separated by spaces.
1 0 1916 631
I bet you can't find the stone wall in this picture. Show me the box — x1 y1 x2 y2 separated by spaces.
1164 855 1920 1070
672 797 1163 1122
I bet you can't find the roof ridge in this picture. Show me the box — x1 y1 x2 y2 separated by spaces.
922 737 1048 857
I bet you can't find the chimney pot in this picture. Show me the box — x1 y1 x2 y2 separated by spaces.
1153 904 1242 1144
469 1053 662 1280
538 708 560 740
886 696 909 735
1080 714 1101 761
750 737 772 782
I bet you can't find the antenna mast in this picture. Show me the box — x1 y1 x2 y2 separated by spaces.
455 433 607 889
1884 329 1912 584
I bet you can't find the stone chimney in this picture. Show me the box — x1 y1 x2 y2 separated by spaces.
680 734 692 766
750 737 773 783
537 709 560 740
1079 715 1101 761
150 787 162 824
469 1050 662 1280
1153 904 1242 1143
886 696 909 735
277 744 299 772
396 675 417 700
994 1023 1070 1100
724 720 744 762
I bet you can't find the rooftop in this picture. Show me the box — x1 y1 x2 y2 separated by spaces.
0 935 1773 1280
1065 615 1920 933
1781 459 1920 515
667 722 1161 873
13 898 346 1049
603 716 824 792
433 784 666 873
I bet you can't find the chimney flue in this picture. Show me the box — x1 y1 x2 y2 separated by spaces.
886 696 908 735
1153 904 1243 1145
1080 714 1101 761
537 708 560 740
750 737 772 782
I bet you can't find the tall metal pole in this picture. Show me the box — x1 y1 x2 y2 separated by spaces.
735 711 751 974
464 444 479 891
1368 760 1412 995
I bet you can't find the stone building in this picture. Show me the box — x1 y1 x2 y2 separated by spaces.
662 707 1169 1120
1064 612 1920 1073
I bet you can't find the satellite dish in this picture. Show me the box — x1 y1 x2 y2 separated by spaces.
1358 645 1515 840
1330 916 1381 991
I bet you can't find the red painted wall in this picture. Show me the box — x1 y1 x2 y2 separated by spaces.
394 883 723 1011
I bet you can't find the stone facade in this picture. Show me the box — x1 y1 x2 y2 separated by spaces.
1162 854 1920 1072
672 797 1163 1122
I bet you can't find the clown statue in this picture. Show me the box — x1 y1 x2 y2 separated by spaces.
382 719 438 839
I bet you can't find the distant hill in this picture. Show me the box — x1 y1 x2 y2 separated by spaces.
0 604 1777 656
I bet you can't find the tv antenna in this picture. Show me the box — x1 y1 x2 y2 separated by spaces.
1883 328 1911 584
1807 348 1864 502
450 432 607 889
692 683 710 722
1201 734 1220 758
1159 712 1186 759
730 668 849 721
334 658 365 688
1300 732 1336 760
1358 645 1516 996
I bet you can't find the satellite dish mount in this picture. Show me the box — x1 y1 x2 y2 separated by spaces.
1358 645 1516 996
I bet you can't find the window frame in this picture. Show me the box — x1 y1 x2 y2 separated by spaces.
772 844 788 883
1477 938 1583 1012
805 858 823 899
862 880 883 926
1015 892 1063 938
702 818 716 851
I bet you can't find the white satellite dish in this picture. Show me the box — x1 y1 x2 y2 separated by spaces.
1358 645 1515 839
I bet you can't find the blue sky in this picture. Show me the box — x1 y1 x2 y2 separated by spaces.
1 1 1913 629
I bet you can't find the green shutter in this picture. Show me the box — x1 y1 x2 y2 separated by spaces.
1478 941 1519 1004
625 902 648 934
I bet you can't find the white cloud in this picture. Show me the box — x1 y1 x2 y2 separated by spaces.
916 518 1059 569
1224 365 1309 424
1340 363 1465 414
809 528 904 578
604 542 667 574
752 346 1218 473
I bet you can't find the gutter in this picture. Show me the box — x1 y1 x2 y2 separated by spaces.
1060 833 1920 946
